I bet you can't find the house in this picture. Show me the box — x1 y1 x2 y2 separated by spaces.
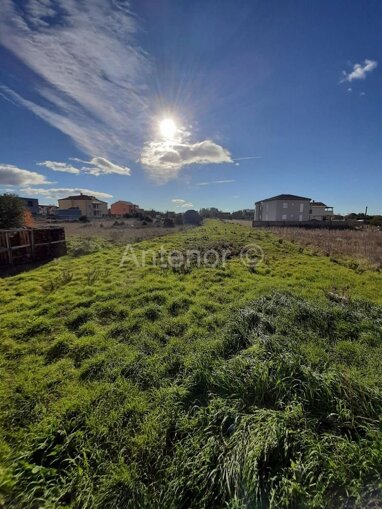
19 197 39 216
110 200 139 217
309 201 334 221
254 194 311 222
58 194 108 218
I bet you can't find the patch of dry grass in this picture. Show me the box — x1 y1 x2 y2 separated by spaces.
38 218 187 244
271 227 382 268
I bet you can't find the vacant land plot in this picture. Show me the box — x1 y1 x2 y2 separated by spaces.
1 221 382 508
271 227 382 269
44 218 187 243
230 221 382 269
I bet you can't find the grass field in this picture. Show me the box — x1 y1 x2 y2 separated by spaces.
1 221 382 508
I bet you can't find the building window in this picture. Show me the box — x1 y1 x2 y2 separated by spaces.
300 203 304 212
282 214 287 220
283 203 288 208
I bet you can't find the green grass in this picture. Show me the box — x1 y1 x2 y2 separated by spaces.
0 220 382 508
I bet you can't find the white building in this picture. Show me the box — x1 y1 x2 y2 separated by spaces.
254 194 311 222
254 194 334 223
309 201 334 221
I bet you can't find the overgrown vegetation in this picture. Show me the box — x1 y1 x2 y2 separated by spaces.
270 227 382 270
0 194 25 229
0 221 381 508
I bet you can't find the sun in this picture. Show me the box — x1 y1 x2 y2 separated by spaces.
159 118 177 139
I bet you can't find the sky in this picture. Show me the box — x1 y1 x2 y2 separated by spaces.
0 0 381 214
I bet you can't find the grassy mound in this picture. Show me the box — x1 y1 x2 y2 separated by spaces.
164 293 382 508
0 222 382 508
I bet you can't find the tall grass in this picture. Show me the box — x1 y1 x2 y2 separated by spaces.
0 221 382 507
271 227 382 269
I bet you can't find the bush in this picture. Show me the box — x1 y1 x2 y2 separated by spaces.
67 236 109 257
183 209 202 225
163 217 175 228
0 194 25 229
79 215 89 223
174 214 183 226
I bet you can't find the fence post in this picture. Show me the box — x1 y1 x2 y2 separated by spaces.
5 232 12 265
31 230 35 260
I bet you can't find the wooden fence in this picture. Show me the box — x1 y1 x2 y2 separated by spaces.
0 228 66 266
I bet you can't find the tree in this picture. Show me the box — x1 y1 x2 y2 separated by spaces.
0 194 25 229
183 209 202 225
163 217 175 228
174 214 183 225
370 215 382 226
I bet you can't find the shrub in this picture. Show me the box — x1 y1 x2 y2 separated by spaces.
163 217 175 228
67 236 109 257
0 194 25 229
183 209 202 225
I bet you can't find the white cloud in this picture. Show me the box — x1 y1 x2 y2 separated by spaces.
171 198 194 208
140 140 233 182
347 88 352 93
37 161 80 174
0 164 50 185
195 179 236 186
0 0 150 158
341 59 378 82
20 187 113 201
360 91 366 96
38 157 132 176
72 157 132 176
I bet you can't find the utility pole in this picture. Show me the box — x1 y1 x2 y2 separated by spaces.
365 206 368 217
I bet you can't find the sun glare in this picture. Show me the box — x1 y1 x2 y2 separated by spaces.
159 118 177 139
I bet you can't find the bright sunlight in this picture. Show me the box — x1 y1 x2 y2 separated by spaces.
159 118 177 139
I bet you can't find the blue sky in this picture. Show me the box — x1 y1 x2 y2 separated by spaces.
0 0 381 214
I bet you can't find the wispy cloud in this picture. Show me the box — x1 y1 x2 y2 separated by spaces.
20 187 113 201
71 157 132 176
171 198 194 208
0 1 233 183
140 139 233 182
341 59 377 82
38 157 132 176
0 0 150 158
195 179 236 186
37 161 80 174
0 164 50 185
